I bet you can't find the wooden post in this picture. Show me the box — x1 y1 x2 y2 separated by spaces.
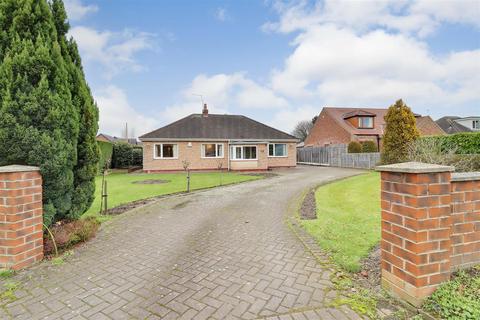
186 170 190 192
103 181 108 214
100 172 105 214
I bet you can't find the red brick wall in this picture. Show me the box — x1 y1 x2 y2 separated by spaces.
304 109 352 147
378 163 480 306
450 179 480 269
380 170 452 306
0 166 44 270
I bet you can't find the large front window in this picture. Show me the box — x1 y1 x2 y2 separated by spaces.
202 143 224 158
230 146 257 160
268 143 287 157
358 117 374 128
154 144 178 159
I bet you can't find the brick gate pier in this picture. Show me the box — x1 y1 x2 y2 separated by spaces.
0 165 44 270
376 162 480 306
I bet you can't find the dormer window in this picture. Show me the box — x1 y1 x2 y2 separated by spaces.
358 116 374 128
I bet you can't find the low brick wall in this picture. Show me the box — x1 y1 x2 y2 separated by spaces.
0 165 44 270
450 173 480 270
376 162 480 306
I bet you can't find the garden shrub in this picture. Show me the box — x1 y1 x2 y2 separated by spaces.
112 142 143 168
132 147 143 166
97 141 113 173
348 141 362 153
361 141 378 153
381 99 419 164
43 217 100 255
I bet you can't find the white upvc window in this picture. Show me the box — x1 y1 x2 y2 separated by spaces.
230 145 257 160
268 143 287 157
201 143 224 158
472 120 480 130
154 143 178 159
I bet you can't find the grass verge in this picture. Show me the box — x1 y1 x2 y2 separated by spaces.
301 172 381 272
84 172 261 218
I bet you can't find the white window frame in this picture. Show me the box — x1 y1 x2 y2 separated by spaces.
230 145 258 161
153 143 178 159
268 143 288 158
201 143 224 158
472 120 480 130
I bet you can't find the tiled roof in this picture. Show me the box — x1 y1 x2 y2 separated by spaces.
139 114 297 141
323 107 439 136
416 116 446 135
436 116 472 134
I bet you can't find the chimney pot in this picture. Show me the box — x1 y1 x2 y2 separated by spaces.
202 103 209 117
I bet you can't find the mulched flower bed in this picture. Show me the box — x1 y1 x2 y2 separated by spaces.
131 179 170 184
300 189 317 220
242 172 279 178
356 244 382 292
44 217 100 257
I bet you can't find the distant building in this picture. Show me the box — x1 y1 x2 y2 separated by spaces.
436 116 480 134
96 133 141 145
304 107 445 148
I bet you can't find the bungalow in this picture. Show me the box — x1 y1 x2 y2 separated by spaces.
139 104 298 172
304 107 445 148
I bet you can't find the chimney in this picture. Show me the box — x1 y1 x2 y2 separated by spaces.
202 103 209 117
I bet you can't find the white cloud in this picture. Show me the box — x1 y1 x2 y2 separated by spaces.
264 0 480 37
265 1 480 119
160 73 288 123
69 26 155 77
215 7 229 22
64 0 98 21
270 105 319 133
95 85 159 137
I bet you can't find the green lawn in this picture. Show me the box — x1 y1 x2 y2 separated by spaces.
84 172 260 217
302 172 381 272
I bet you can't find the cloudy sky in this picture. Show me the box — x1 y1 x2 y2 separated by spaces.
65 0 480 137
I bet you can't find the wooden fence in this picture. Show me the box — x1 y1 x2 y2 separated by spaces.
297 144 380 169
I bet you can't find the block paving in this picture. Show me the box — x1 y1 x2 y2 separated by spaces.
1 166 364 319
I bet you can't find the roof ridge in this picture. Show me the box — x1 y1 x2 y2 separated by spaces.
139 113 194 139
238 114 297 140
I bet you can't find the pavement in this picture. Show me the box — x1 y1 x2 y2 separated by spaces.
1 165 366 320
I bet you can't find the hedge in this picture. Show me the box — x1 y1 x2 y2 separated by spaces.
97 141 113 173
361 141 378 153
420 132 480 154
348 141 362 153
112 142 143 168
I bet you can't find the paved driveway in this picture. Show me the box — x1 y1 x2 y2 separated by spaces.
2 166 364 320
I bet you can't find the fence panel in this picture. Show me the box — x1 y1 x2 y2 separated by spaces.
297 144 380 169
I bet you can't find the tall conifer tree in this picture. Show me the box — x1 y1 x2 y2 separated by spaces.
381 99 420 164
51 0 99 217
0 0 98 225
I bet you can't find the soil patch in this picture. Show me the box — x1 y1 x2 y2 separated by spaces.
355 244 381 292
171 200 191 210
105 198 156 215
300 189 317 220
132 179 170 185
242 172 278 179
